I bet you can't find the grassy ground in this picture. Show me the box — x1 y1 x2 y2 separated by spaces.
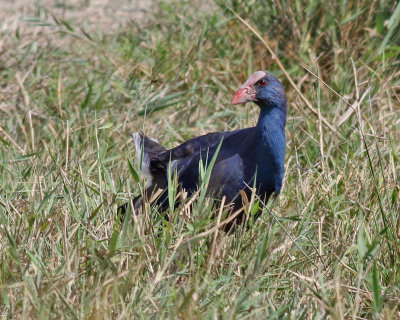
1 0 400 318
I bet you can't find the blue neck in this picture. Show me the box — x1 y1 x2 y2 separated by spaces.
255 104 286 194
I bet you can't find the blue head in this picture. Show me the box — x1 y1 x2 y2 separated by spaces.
231 71 287 118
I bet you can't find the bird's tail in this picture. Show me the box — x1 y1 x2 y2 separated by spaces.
118 132 168 221
132 131 166 188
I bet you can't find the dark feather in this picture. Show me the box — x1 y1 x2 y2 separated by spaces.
121 71 287 231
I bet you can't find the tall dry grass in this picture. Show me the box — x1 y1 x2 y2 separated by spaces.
0 0 399 318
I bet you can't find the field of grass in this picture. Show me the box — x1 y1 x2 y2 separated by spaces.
1 0 400 318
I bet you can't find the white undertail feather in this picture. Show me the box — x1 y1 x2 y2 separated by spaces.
132 132 153 188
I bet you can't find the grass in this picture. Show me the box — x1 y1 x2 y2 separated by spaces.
0 0 400 318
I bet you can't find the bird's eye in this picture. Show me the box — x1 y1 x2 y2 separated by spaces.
259 79 267 87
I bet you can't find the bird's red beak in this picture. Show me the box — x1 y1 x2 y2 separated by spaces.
231 71 266 105
231 86 257 105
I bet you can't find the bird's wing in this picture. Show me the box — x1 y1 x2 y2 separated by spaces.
149 131 235 170
172 128 257 200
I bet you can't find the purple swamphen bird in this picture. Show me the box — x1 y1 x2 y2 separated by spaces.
120 71 287 229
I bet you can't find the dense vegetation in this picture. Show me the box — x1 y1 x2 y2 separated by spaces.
1 0 399 318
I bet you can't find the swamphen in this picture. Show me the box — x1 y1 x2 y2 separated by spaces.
120 71 287 229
